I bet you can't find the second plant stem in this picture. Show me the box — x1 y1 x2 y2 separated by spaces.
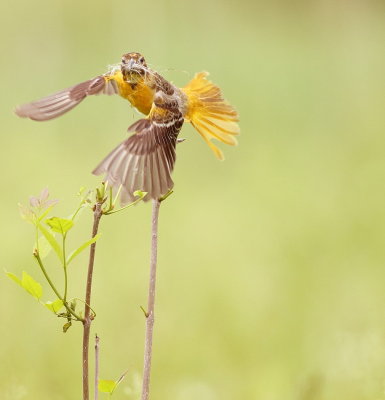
141 199 161 400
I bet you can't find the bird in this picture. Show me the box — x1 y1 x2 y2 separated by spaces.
15 52 240 204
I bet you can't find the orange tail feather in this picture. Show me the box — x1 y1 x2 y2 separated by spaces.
182 72 239 160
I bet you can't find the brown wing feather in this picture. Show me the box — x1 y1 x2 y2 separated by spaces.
15 76 118 121
93 100 184 203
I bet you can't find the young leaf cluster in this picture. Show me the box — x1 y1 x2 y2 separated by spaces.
8 188 100 331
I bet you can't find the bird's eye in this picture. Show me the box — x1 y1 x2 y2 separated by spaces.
121 58 126 64
139 57 145 63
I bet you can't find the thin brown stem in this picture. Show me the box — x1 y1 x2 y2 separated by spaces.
95 334 100 400
141 199 161 400
83 202 103 400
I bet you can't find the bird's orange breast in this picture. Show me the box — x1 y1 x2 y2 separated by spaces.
106 70 154 115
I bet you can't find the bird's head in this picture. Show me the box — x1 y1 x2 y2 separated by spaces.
121 52 148 81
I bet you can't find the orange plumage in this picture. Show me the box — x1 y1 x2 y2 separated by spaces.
15 52 240 202
182 71 240 160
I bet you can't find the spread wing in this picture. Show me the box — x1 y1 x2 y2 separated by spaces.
93 91 184 203
15 75 118 121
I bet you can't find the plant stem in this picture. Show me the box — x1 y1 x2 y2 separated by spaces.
141 199 161 400
95 334 100 400
104 191 146 215
34 252 83 321
63 235 68 303
83 202 103 400
34 253 62 301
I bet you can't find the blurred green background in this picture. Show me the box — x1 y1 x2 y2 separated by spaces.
1 0 385 399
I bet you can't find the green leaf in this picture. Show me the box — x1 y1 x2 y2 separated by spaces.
98 370 128 395
21 271 43 300
45 299 64 313
6 271 43 300
98 380 117 394
35 235 52 259
67 233 102 265
45 217 74 235
133 190 147 199
37 222 63 261
6 271 22 287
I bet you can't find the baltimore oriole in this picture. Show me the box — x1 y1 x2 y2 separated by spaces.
16 52 240 203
